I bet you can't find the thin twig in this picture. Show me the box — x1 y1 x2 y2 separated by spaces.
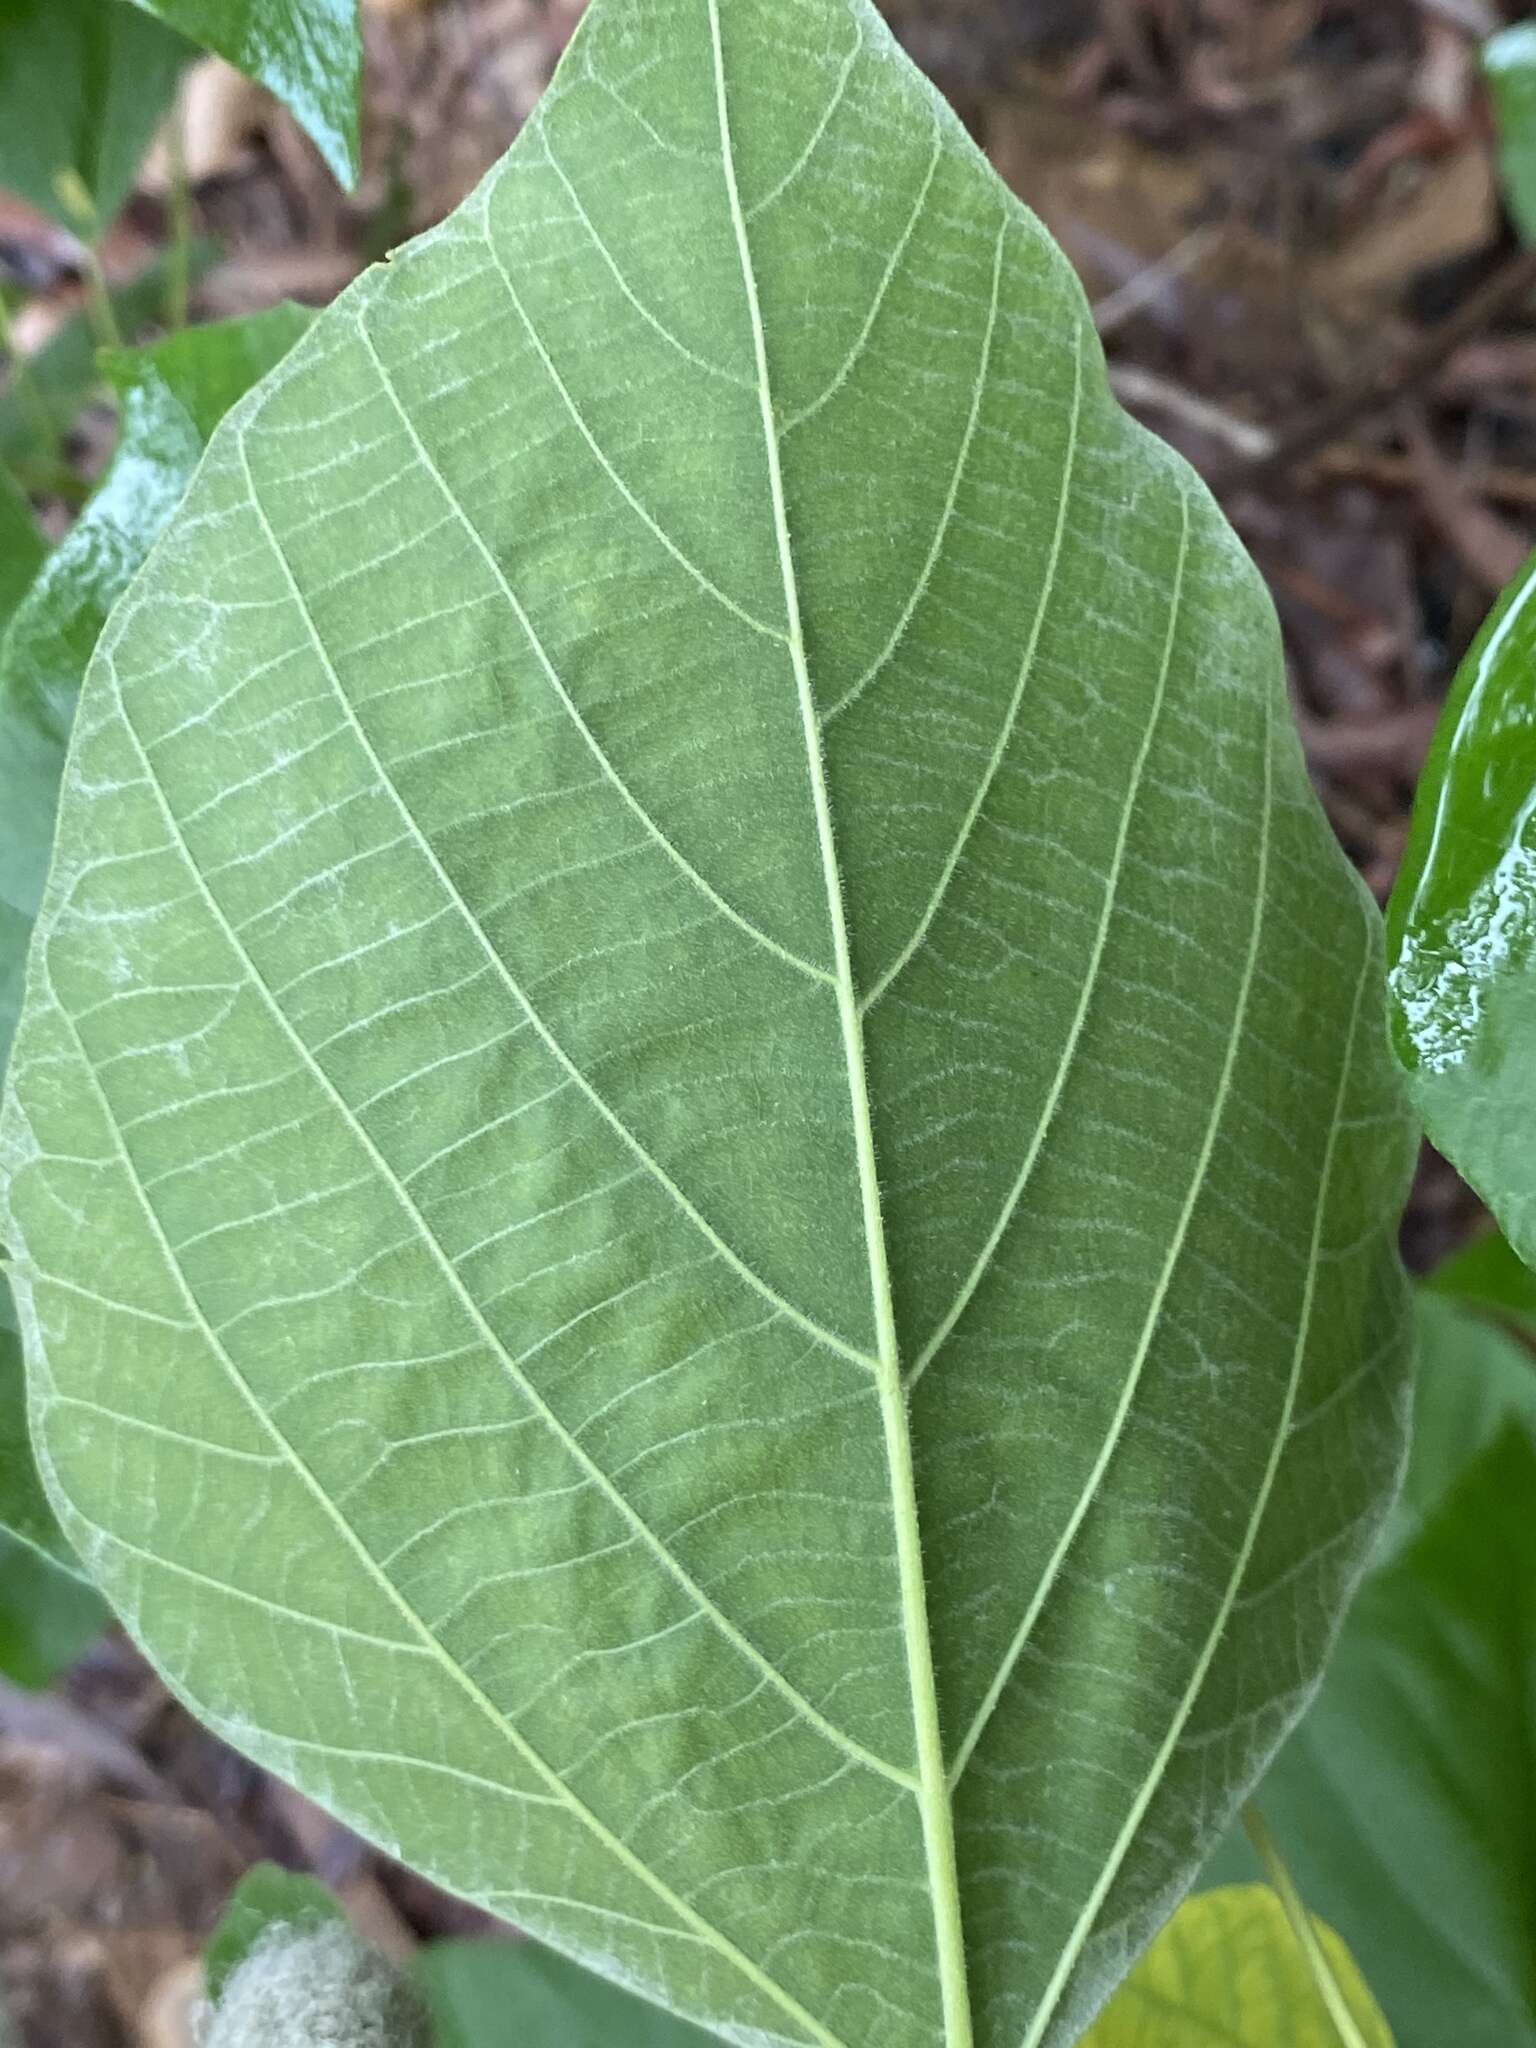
1311 441 1536 511
164 102 193 333
1109 364 1277 460
1397 399 1531 591
77 242 122 352
1094 226 1220 339
1216 245 1536 489
50 170 121 351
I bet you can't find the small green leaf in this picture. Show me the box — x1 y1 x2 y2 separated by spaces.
123 0 362 188
204 1863 347 2002
417 1937 720 2048
0 246 219 491
0 4 1413 2044
1428 1226 1536 1326
1080 1886 1394 2048
1206 1426 1536 2048
0 1525 105 1687
1380 1289 1536 1556
1388 548 1536 1265
0 0 190 232
0 1314 81 1566
104 301 315 442
0 466 46 635
1486 23 1536 244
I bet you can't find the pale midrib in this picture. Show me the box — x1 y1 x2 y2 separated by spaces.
944 486 1192 1790
1020 696 1373 2048
46 974 844 2048
707 11 974 2048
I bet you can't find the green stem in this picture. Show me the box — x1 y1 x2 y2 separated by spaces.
51 172 121 351
1242 1805 1373 2048
164 104 192 331
78 243 122 352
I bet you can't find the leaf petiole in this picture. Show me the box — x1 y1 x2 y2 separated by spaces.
1242 1803 1375 2048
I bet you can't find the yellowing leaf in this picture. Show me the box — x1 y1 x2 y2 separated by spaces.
1083 1886 1395 2048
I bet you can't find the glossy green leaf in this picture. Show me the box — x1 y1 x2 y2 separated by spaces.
1080 1885 1394 2048
204 1862 347 2001
0 245 219 492
417 1937 719 2048
0 466 45 635
124 0 362 188
1388 550 1536 1263
1486 23 1536 244
0 1525 106 1687
0 3 1413 2044
1206 1423 1536 2048
0 0 190 232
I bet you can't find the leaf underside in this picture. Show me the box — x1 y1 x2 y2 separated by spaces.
0 306 316 1590
1 3 1412 2045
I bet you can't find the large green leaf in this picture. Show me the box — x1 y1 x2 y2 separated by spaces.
1388 549 1536 1260
0 308 310 1654
418 1897 1397 2048
1208 1425 1536 2048
1080 1886 1394 2048
1208 1282 1536 2047
0 0 190 231
0 3 1413 2044
124 0 362 188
